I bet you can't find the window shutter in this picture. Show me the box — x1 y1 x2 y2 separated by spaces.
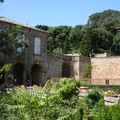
34 37 41 55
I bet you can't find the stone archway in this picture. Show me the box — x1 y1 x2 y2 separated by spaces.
13 63 24 85
62 63 70 77
31 64 42 86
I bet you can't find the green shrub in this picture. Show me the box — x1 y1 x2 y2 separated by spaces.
91 100 111 120
57 78 81 99
0 87 46 120
82 64 92 78
1 78 120 120
86 90 102 108
43 78 82 120
86 85 120 91
91 100 120 120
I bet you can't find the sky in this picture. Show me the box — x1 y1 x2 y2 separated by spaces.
0 0 120 27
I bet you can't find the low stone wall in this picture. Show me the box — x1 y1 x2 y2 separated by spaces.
91 79 120 85
91 56 120 85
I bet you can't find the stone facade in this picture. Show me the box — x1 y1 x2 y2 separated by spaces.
47 53 90 81
0 17 90 86
0 17 48 86
91 55 120 85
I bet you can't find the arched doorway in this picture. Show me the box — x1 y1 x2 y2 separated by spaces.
13 63 24 85
31 64 42 86
62 63 70 77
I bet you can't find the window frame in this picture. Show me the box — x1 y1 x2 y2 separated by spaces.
105 79 109 85
34 37 41 55
16 34 25 52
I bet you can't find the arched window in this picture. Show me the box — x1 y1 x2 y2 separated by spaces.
34 37 41 55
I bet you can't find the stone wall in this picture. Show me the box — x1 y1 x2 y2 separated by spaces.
0 20 48 86
91 56 120 85
47 53 90 82
47 53 63 81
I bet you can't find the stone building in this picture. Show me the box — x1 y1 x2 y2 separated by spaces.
0 17 90 86
0 17 48 86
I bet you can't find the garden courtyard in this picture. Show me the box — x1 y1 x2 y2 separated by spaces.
0 78 120 120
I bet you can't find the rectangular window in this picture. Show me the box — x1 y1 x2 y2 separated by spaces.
17 34 25 52
0 26 3 32
34 37 41 55
105 79 109 85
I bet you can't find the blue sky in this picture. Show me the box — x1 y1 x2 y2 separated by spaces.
0 0 120 27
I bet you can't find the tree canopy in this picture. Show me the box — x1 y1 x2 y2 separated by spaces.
0 26 29 60
0 0 4 3
36 9 120 56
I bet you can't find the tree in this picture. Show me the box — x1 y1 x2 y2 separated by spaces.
88 9 120 29
88 9 120 55
0 26 28 58
82 64 92 78
0 26 29 84
0 0 4 3
62 37 70 54
48 26 71 53
36 9 120 56
90 28 113 53
36 25 49 31
113 32 120 54
69 25 83 52
79 27 92 56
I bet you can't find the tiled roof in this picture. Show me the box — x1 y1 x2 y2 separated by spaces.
0 16 47 33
